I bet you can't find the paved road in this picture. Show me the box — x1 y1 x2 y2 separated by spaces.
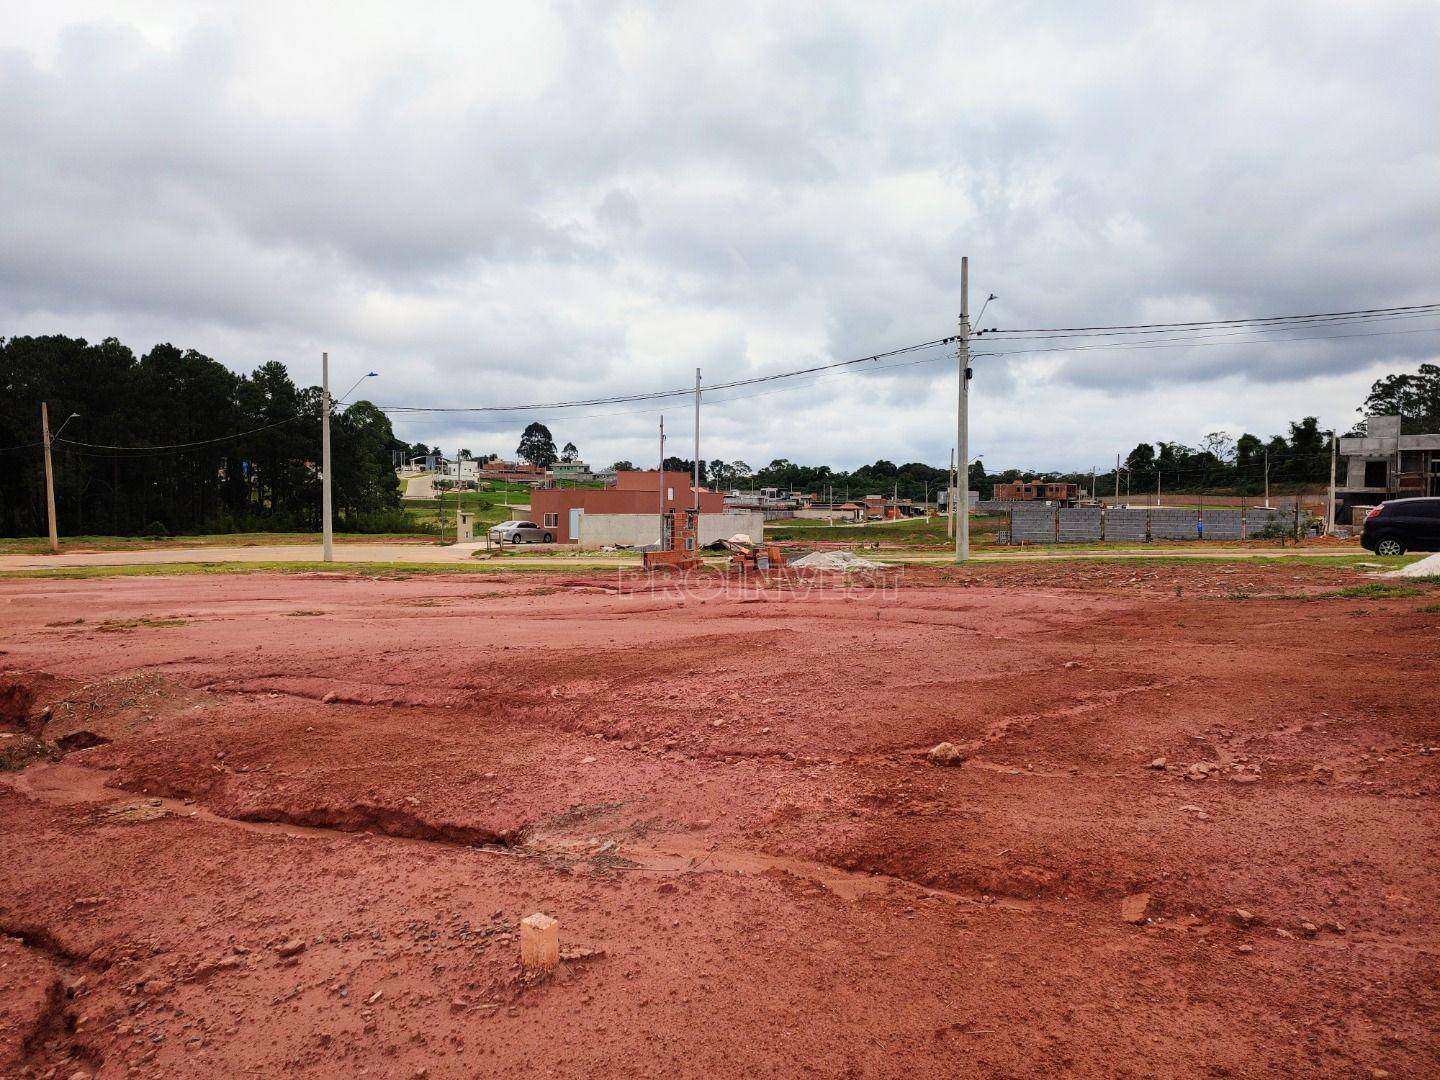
400 472 436 499
0 542 1370 572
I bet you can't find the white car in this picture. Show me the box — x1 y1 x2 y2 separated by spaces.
488 520 553 544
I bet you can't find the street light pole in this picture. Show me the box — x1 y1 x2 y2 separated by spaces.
955 257 971 562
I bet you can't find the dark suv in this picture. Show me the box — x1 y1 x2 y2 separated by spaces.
1360 497 1440 556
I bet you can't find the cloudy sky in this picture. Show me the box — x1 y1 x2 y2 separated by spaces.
2 1 1437 473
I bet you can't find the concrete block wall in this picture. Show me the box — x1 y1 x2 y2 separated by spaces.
1004 505 1298 545
1150 508 1199 541
1010 506 1058 543
1057 507 1103 542
1105 509 1148 541
1202 509 1243 541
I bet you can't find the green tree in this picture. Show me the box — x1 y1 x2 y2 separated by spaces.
516 422 558 467
1362 363 1440 420
560 441 579 463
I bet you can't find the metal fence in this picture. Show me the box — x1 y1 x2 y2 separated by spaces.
1000 504 1307 545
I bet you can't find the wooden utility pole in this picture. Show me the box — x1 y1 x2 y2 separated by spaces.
955 256 971 563
41 403 59 553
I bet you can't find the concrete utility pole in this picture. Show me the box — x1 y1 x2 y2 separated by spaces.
955 256 971 563
321 352 334 562
1327 430 1337 535
1115 454 1121 500
41 403 59 553
1263 446 1270 507
693 368 701 511
658 415 666 545
1156 469 1162 507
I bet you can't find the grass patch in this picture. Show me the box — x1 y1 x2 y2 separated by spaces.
0 560 629 581
1325 582 1427 600
0 531 437 555
1225 580 1432 602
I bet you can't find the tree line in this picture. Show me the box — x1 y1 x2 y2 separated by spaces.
0 335 405 538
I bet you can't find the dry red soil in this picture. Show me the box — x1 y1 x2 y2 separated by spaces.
1 562 1437 1079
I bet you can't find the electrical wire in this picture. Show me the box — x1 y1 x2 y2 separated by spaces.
979 302 1440 336
374 337 959 414
978 307 1440 342
54 415 306 454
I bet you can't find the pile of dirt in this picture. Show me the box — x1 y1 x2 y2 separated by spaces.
789 550 884 571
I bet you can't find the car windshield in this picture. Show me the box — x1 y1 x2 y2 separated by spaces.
517 522 537 528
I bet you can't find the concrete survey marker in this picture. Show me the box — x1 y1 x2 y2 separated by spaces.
521 911 559 976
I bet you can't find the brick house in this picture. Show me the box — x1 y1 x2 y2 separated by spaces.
529 470 726 544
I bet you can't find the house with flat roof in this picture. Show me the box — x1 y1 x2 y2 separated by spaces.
1336 414 1440 522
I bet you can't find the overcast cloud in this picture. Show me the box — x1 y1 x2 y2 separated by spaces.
2 1 1437 472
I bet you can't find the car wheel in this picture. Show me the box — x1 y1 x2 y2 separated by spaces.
1375 536 1406 557
511 533 522 544
542 533 553 543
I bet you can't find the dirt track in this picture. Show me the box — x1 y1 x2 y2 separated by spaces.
1 562 1437 1078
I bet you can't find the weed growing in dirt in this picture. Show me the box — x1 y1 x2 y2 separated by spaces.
1225 581 1432 602
0 734 60 771
1326 583 1428 600
97 617 189 632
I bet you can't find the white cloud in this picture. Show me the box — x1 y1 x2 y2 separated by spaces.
1 0 1436 471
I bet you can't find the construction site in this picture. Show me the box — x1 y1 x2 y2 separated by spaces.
4 5 1440 1077
2 548 1439 1078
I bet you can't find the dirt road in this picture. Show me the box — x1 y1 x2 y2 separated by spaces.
1 561 1436 1077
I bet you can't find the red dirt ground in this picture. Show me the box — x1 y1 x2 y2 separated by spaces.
1 562 1437 1079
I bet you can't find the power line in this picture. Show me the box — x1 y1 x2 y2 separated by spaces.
978 307 1440 342
375 337 958 414
54 415 306 454
979 302 1440 336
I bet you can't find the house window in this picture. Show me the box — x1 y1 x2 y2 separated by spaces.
543 513 559 528
1363 460 1388 488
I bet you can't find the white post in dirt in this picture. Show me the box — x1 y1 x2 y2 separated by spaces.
955 256 971 563
321 352 334 563
520 912 559 977
1327 430 1337 535
41 402 59 553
